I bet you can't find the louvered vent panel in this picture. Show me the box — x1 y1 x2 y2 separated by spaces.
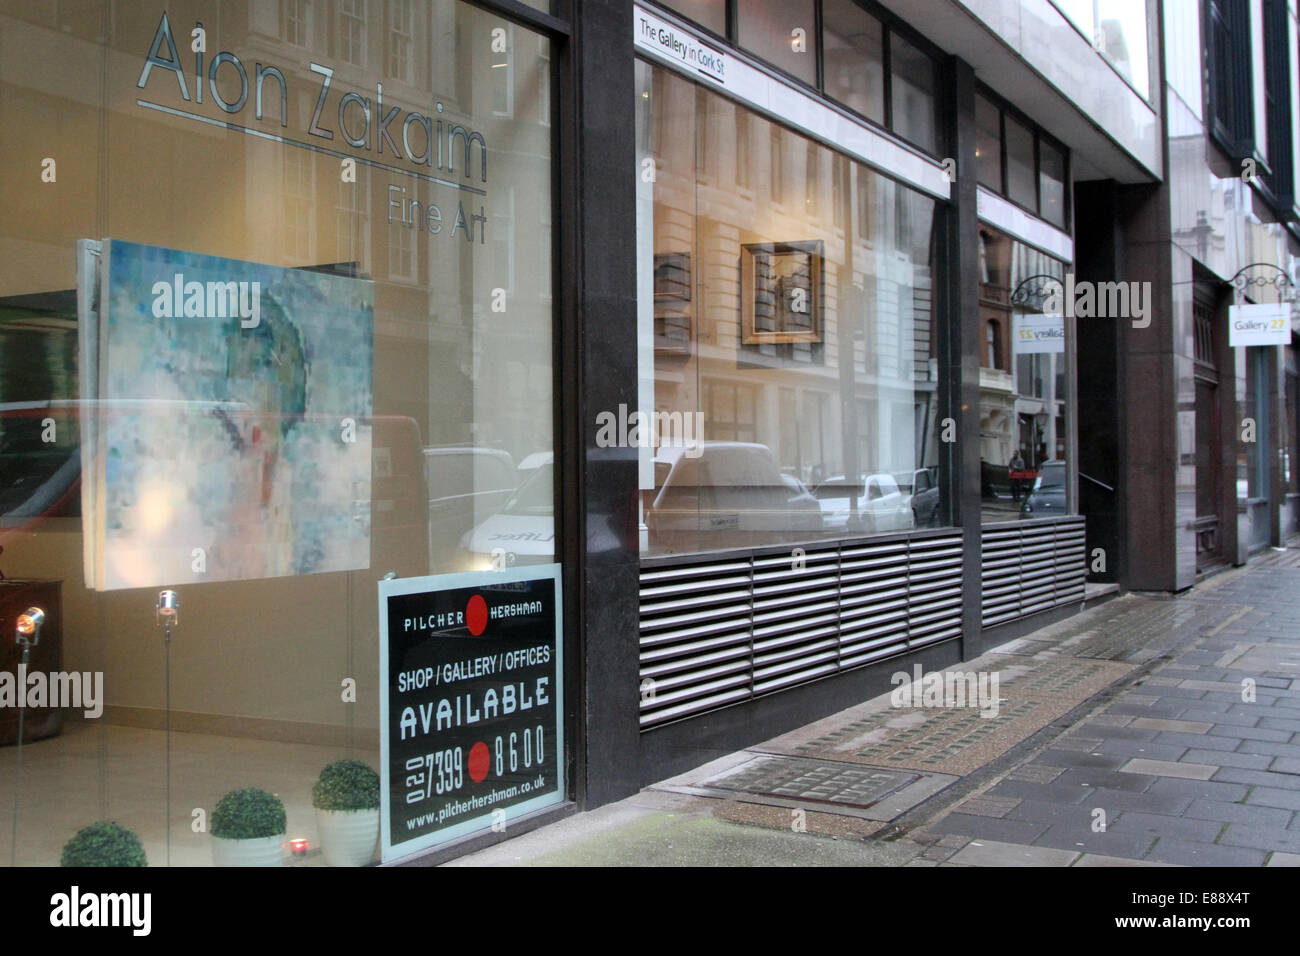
980 518 1088 628
640 531 964 730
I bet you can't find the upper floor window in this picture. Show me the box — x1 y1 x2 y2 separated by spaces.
737 0 818 87
1260 0 1295 215
657 0 726 36
653 0 944 156
976 90 1070 230
1205 0 1253 162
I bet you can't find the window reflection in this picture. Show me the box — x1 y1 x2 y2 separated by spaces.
637 62 946 555
978 228 1071 523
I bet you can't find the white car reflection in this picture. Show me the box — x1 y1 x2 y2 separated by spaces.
458 463 557 570
648 442 823 534
812 473 915 533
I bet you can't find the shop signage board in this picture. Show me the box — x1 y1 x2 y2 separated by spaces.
1012 312 1065 354
1229 302 1290 346
378 564 563 862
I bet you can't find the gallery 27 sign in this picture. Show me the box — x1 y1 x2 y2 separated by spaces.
378 566 564 861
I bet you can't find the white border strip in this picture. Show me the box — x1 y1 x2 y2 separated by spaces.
977 187 1074 262
633 4 951 201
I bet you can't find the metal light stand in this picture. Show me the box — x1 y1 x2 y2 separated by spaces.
156 591 179 867
10 607 44 868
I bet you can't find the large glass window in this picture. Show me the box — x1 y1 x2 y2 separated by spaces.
0 0 555 865
636 61 945 556
977 228 1072 522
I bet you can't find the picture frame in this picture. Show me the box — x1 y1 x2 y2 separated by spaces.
740 240 823 345
653 252 692 354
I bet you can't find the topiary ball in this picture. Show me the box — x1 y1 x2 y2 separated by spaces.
61 822 148 867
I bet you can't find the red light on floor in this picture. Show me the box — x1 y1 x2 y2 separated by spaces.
290 839 309 857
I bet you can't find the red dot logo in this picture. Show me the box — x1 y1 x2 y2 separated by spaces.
468 741 490 782
466 595 488 635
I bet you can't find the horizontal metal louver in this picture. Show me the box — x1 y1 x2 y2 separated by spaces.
980 517 1087 627
639 531 964 730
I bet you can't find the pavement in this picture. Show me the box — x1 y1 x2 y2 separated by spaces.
449 550 1300 867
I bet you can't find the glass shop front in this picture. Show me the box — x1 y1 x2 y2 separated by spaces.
0 0 559 865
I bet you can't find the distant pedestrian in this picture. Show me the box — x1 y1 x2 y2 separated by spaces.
1009 450 1025 500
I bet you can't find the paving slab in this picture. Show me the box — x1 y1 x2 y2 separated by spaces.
948 839 1078 867
1120 758 1217 780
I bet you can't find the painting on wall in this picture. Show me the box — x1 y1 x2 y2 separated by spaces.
77 239 374 590
740 240 824 345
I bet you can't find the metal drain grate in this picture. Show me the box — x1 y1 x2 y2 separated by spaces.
704 755 922 810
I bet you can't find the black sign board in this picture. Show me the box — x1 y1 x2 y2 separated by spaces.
378 565 563 861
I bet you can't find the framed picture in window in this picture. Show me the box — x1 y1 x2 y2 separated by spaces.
741 240 823 345
653 252 692 354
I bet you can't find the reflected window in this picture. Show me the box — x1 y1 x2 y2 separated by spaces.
636 61 945 555
337 0 366 65
977 228 1071 523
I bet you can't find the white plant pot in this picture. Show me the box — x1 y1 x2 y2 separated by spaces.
211 834 285 867
316 808 379 867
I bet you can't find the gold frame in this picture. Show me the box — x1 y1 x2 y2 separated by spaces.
740 240 823 345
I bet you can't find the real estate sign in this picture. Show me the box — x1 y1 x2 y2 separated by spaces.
378 565 564 862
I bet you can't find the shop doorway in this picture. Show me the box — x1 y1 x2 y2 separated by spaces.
1193 284 1226 571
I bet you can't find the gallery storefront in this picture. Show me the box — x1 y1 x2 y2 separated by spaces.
1 0 578 866
1 0 1096 866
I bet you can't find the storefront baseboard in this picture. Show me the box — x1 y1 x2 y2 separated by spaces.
100 706 379 750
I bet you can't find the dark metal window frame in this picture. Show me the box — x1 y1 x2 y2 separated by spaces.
1204 0 1255 165
974 83 1072 232
1259 0 1297 218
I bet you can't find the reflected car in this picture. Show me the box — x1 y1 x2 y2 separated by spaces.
1019 460 1066 518
424 446 517 569
813 473 914 533
894 467 940 528
457 462 557 570
648 442 823 534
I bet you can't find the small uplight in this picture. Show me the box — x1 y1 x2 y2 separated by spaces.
290 838 309 857
15 607 45 637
